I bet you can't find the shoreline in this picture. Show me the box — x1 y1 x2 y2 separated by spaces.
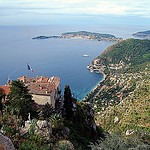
82 70 106 102
90 71 106 93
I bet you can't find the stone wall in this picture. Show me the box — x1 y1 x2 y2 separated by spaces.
32 88 60 108
32 94 52 106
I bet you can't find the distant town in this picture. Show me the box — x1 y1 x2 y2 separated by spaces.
32 31 123 42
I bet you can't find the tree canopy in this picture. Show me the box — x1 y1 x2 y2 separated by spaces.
64 85 73 120
6 80 35 120
98 39 150 66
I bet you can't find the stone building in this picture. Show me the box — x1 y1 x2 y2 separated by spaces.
17 75 61 108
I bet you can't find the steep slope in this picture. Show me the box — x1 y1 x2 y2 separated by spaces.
85 39 150 144
95 81 150 134
96 38 150 67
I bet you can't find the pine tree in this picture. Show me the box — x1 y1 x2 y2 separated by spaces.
6 80 35 120
64 85 73 120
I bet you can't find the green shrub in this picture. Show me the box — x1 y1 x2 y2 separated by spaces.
55 140 74 150
24 134 48 147
89 133 128 150
19 143 50 150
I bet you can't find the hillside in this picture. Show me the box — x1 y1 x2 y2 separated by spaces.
32 31 122 42
95 81 150 142
133 30 150 38
96 38 150 66
85 39 150 144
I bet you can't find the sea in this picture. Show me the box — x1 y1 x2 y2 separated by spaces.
0 24 148 100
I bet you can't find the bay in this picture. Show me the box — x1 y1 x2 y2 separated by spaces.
0 25 148 100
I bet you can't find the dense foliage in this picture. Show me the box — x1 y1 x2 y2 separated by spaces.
98 39 150 66
6 81 36 120
63 85 74 120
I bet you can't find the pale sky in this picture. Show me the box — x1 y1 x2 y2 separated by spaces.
0 0 150 25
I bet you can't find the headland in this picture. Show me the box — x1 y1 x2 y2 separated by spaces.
132 30 150 38
32 31 123 42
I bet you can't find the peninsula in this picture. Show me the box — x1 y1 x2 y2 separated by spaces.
32 31 123 42
132 30 150 38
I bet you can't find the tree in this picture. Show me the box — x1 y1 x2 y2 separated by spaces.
6 80 35 120
63 85 73 120
0 93 3 114
42 102 54 120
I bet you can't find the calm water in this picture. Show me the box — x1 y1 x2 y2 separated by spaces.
0 25 148 100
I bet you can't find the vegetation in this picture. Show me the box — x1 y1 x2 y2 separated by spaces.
86 39 150 103
6 80 36 120
42 102 54 120
95 81 150 143
63 85 74 120
97 39 150 66
85 38 150 149
0 82 102 149
0 93 3 114
90 133 150 150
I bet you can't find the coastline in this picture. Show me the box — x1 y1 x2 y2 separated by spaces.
82 70 106 101
90 71 106 93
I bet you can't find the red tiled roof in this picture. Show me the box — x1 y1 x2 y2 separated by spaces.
18 75 60 96
37 76 49 83
0 85 11 95
27 82 54 95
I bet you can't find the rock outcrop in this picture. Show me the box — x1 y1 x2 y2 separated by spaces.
0 133 15 150
34 120 52 140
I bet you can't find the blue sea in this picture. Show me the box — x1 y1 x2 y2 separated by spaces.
0 25 148 100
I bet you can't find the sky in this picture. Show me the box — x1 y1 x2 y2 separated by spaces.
0 0 150 25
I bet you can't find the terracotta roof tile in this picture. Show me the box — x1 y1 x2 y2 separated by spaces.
27 82 55 95
17 75 60 96
0 85 11 95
